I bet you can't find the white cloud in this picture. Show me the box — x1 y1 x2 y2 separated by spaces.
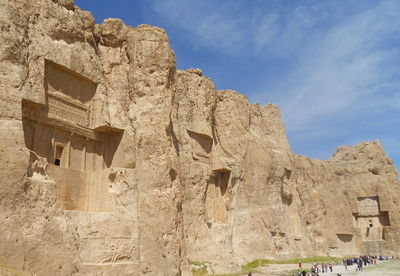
151 0 322 56
149 0 400 162
256 0 400 132
152 0 248 53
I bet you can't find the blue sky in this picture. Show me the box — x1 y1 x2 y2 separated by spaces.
75 0 400 168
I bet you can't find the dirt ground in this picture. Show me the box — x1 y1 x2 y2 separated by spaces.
254 260 400 276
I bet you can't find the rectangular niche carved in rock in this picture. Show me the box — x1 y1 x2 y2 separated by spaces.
281 168 293 204
205 169 230 224
187 130 212 164
337 233 353 243
22 61 125 213
354 196 391 241
336 233 354 254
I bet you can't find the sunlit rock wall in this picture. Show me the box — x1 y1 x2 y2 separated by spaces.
0 0 399 275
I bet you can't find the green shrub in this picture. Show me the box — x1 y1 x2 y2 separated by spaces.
192 266 208 276
241 259 272 272
124 162 136 169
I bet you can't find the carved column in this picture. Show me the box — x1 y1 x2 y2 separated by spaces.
82 141 86 171
67 138 71 168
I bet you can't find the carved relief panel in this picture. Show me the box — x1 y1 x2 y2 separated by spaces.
45 61 96 127
358 196 379 216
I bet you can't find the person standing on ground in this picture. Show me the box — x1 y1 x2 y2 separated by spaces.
329 263 332 272
357 258 363 271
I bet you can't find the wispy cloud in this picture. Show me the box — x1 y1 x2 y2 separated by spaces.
151 0 331 56
149 0 400 163
151 0 249 53
257 1 400 131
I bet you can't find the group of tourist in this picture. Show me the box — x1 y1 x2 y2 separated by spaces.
293 255 394 276
343 255 393 271
296 261 334 276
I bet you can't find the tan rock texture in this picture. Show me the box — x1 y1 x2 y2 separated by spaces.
0 0 399 275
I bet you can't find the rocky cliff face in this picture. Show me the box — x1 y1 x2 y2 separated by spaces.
0 1 399 275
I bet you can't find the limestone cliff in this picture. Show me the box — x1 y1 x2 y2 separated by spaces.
0 1 399 275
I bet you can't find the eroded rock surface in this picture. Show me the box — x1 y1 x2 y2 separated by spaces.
0 1 399 275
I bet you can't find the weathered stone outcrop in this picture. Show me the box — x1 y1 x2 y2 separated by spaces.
0 1 399 275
